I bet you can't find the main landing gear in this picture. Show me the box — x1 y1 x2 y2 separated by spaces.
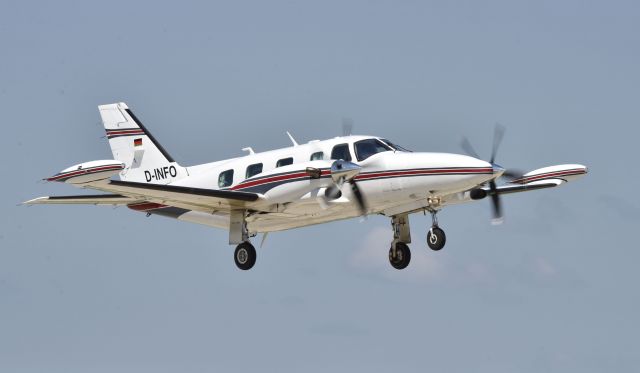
389 241 411 270
389 214 412 270
234 241 256 270
230 210 257 270
387 210 448 270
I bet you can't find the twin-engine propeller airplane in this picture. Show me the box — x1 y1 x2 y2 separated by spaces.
25 102 587 270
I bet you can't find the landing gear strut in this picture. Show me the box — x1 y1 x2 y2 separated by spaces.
426 210 446 251
230 210 257 270
389 214 411 270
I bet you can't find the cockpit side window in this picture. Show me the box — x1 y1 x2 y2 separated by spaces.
354 139 392 161
330 143 352 161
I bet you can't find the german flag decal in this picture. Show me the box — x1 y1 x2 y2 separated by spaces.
134 138 143 147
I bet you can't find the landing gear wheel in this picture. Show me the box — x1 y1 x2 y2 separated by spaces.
234 242 256 270
388 242 411 270
427 227 446 251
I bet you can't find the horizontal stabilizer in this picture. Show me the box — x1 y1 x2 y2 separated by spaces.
46 160 125 184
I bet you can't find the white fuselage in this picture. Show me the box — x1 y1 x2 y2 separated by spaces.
166 136 495 233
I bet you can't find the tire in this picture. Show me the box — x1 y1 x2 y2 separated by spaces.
427 227 446 251
234 242 256 270
388 242 411 270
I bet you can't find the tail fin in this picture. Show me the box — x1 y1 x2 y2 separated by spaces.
98 102 187 184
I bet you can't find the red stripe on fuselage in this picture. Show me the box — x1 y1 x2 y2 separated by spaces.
356 168 493 180
230 167 492 191
231 171 313 190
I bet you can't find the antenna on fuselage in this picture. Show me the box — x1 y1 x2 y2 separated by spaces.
286 131 299 146
242 147 255 155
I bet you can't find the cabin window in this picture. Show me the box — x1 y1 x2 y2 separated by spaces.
218 169 234 188
330 143 352 161
310 151 324 161
354 138 392 161
245 163 263 179
276 157 293 167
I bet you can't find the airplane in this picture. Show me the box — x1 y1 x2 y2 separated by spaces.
25 102 588 270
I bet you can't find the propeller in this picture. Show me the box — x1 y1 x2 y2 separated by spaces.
461 124 522 224
322 159 367 215
342 117 354 136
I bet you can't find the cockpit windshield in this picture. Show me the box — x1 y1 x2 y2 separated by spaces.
354 138 393 161
380 139 411 152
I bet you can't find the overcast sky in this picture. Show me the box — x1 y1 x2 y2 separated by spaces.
1 1 638 372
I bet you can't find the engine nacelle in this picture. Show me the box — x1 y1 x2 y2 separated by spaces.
469 188 487 200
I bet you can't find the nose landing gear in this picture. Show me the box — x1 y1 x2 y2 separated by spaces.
426 210 446 251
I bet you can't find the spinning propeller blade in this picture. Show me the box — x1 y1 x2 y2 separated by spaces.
324 159 368 216
342 118 354 136
488 180 503 224
490 123 505 164
460 137 480 159
462 124 521 224
349 180 367 215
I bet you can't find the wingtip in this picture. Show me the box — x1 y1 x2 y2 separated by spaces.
22 197 49 205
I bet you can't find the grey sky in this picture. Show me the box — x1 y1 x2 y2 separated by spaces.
1 0 638 372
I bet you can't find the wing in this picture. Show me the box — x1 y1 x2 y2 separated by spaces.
24 194 141 205
79 180 263 213
493 164 587 196
488 180 562 196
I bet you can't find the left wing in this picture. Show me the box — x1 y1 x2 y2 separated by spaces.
81 180 263 213
24 194 141 205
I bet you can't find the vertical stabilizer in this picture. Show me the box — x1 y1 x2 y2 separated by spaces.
98 102 187 183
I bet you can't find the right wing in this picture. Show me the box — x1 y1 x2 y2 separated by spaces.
490 180 563 196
